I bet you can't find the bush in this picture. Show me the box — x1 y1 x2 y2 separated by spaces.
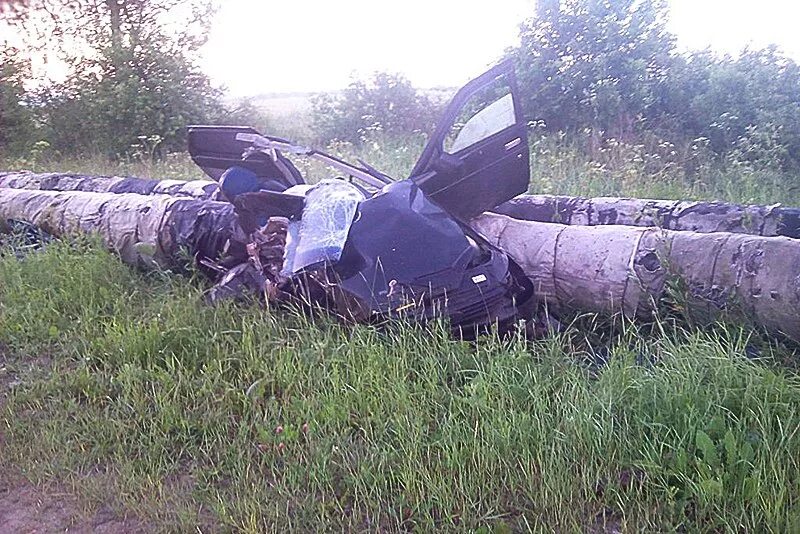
508 0 800 170
310 72 442 144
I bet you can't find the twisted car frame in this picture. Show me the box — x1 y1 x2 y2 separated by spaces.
188 60 536 336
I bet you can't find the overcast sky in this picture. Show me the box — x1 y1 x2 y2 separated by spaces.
4 0 799 95
199 0 800 96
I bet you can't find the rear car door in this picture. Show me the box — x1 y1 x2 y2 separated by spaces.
409 60 529 220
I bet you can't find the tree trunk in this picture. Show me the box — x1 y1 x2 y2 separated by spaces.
2 186 800 342
106 0 124 71
472 213 800 341
0 171 217 198
494 194 800 239
0 188 237 268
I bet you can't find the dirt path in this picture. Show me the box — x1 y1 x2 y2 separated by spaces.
0 348 144 533
0 472 144 534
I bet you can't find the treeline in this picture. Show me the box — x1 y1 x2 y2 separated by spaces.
511 0 800 171
2 0 800 173
312 1 800 172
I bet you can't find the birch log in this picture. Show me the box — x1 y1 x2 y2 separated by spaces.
494 194 800 239
0 188 238 268
0 171 217 198
472 213 800 340
2 187 800 341
4 171 799 239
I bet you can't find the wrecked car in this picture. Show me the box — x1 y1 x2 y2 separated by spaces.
187 60 535 336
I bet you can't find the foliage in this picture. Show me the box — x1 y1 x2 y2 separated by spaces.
507 0 800 170
2 0 266 158
676 48 800 167
0 46 36 155
310 72 442 144
512 0 674 139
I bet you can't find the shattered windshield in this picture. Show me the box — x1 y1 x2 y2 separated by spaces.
282 180 365 275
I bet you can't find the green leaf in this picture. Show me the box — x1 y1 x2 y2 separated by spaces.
742 477 759 500
699 478 724 498
740 441 755 463
696 429 720 468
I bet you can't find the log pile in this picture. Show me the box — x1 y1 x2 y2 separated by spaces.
4 170 798 238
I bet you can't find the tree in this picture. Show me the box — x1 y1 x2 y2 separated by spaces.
3 0 259 157
310 72 441 144
510 0 676 139
0 46 35 155
684 48 800 167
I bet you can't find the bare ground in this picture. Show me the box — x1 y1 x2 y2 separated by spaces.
0 347 144 533
0 471 144 534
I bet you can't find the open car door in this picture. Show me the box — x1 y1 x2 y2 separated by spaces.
187 125 305 189
409 60 529 220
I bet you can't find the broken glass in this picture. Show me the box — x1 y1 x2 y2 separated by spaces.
282 179 365 275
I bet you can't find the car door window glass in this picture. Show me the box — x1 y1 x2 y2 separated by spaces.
444 81 515 154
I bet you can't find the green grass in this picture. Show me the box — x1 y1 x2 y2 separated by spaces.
1 238 798 532
5 130 799 206
1 141 799 531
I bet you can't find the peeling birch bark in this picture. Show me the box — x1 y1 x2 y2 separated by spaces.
493 194 800 239
0 188 238 268
0 171 217 198
472 213 800 341
2 187 800 341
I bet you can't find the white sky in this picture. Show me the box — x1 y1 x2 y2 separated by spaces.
200 0 535 95
201 0 800 96
6 0 800 95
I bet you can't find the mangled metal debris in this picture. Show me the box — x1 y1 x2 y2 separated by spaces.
1 62 537 337
185 60 536 335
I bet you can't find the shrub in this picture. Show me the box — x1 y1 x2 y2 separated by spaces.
310 72 442 144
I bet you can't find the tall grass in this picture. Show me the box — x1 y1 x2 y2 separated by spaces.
1 239 798 531
5 130 798 206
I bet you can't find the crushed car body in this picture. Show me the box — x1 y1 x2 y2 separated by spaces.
188 60 536 336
